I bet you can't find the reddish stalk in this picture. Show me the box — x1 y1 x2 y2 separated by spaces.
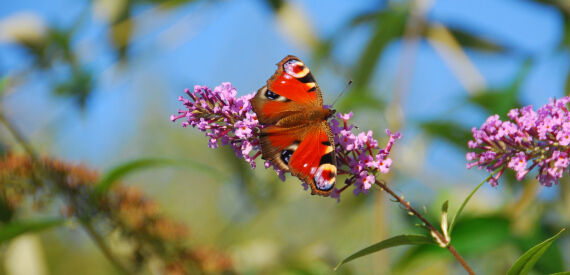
375 180 475 275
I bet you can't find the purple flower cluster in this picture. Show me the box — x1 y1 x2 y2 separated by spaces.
170 83 262 169
171 83 400 199
330 112 401 196
467 97 570 187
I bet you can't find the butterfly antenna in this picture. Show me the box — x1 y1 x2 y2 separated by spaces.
331 80 352 107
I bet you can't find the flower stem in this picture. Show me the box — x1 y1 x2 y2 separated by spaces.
449 167 501 234
374 180 475 275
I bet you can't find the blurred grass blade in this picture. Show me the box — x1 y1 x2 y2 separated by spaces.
446 27 505 52
335 234 435 270
507 228 566 275
468 59 530 116
349 9 407 99
0 77 8 95
420 120 472 149
0 219 65 244
349 10 382 27
95 158 222 195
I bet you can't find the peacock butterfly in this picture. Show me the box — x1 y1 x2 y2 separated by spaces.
250 55 337 196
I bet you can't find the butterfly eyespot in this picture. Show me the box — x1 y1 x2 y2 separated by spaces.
264 89 280 100
284 59 310 79
281 149 294 165
313 164 336 191
292 64 305 74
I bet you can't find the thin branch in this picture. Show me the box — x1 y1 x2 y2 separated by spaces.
0 111 37 160
82 221 133 275
375 180 475 275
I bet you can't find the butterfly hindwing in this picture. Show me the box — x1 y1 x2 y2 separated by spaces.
288 122 337 196
259 122 337 195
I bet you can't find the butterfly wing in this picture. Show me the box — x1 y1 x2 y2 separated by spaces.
251 55 337 196
251 55 324 125
260 122 337 196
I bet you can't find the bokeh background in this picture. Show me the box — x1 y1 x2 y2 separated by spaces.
1 0 569 274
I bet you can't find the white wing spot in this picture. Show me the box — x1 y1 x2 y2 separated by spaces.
310 167 317 175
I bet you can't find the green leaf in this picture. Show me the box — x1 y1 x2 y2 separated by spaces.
0 219 65 244
451 215 511 253
515 225 566 273
94 158 222 195
507 228 566 275
548 272 570 275
335 234 436 270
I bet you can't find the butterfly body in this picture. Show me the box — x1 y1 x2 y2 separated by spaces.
250 55 337 196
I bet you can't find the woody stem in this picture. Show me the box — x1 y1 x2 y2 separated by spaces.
374 180 475 275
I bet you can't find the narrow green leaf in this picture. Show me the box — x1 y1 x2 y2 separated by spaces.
335 234 436 270
449 167 501 234
548 272 570 275
0 219 65 244
95 158 222 195
507 228 566 275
